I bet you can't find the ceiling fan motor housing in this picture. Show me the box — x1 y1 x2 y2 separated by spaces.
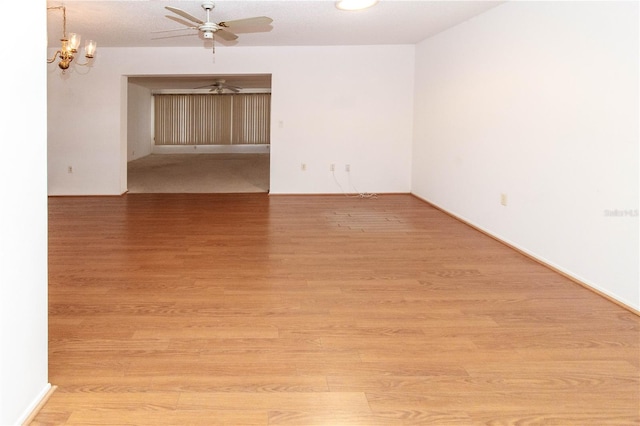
199 21 219 38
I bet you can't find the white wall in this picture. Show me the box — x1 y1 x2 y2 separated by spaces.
412 1 639 311
48 44 414 195
127 82 153 162
0 1 50 424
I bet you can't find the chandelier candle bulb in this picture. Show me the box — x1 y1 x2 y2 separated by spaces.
68 33 81 52
85 40 97 58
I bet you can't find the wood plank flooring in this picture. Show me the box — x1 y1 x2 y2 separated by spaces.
33 194 639 425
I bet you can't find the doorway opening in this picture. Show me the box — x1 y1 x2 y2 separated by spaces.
126 74 271 193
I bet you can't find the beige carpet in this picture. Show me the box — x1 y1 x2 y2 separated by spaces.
127 153 270 193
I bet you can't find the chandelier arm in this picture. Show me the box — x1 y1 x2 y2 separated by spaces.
47 50 62 64
75 58 93 67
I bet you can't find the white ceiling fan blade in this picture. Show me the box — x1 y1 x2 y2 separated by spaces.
215 29 238 41
151 33 199 40
195 83 227 89
151 27 196 34
165 6 204 25
166 15 199 28
219 16 273 28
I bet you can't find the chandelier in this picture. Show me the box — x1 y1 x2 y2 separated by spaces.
47 6 97 72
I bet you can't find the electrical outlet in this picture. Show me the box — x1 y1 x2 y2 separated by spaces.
67 166 73 174
345 164 351 172
301 163 307 171
500 193 508 206
330 164 335 172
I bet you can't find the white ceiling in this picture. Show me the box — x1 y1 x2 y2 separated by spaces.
47 0 505 90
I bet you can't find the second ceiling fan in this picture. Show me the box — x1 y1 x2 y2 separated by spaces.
158 1 273 45
195 79 241 94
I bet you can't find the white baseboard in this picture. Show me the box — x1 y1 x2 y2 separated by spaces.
412 194 640 316
17 383 54 426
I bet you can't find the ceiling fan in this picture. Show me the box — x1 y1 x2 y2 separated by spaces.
195 79 241 94
156 1 273 46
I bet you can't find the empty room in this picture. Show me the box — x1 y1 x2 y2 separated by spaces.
1 0 638 425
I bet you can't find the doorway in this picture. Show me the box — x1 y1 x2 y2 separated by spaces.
126 74 271 193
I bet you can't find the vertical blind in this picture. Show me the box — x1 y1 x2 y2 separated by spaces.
232 94 271 145
153 93 271 146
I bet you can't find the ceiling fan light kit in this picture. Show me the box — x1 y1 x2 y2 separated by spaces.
335 0 378 11
47 6 97 72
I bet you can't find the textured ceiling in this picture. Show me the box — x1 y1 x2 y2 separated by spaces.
47 0 505 48
47 1 505 90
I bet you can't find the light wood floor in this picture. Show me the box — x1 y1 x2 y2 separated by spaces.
34 194 639 425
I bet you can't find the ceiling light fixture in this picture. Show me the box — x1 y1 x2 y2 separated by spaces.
47 6 97 73
335 0 378 11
